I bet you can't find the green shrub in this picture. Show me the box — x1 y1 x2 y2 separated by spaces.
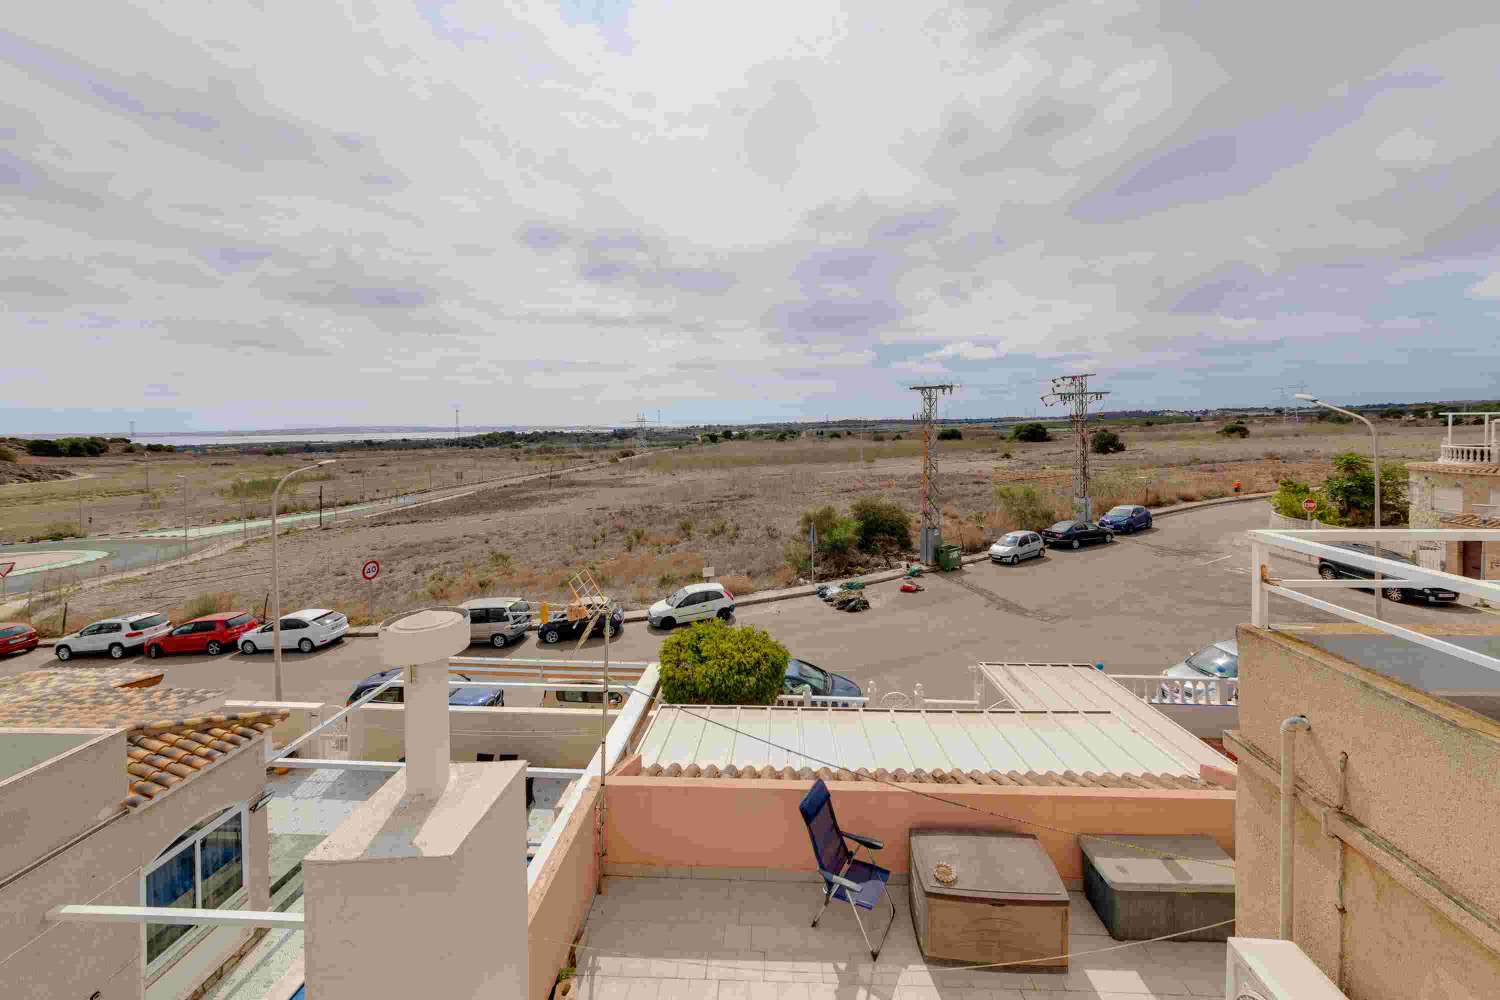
658 620 788 705
1218 423 1249 438
1011 422 1050 442
849 497 912 553
1270 479 1337 523
29 521 84 542
1381 409 1404 419
993 485 1057 532
1090 429 1126 454
937 428 962 441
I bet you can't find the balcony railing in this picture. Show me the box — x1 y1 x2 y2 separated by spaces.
1111 673 1239 706
1440 443 1497 465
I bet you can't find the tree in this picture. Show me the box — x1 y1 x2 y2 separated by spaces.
1011 422 1050 442
1271 478 1337 523
1381 409 1404 420
937 428 962 441
798 505 858 556
658 620 789 705
993 485 1058 531
1323 452 1409 526
1219 423 1249 438
849 497 912 553
1090 429 1125 454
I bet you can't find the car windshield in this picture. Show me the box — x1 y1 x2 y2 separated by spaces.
314 611 343 624
1107 506 1133 516
1000 533 1026 545
1186 645 1238 677
1048 521 1074 531
667 588 690 607
791 660 829 686
130 613 166 629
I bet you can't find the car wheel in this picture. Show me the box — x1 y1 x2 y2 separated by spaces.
1383 587 1406 603
146 644 162 659
541 629 561 644
491 633 508 648
1318 564 1338 580
1007 555 1018 566
55 645 72 661
659 617 675 630
206 640 222 656
716 608 733 621
298 638 314 654
241 641 257 655
108 643 125 659
1104 532 1114 543
1071 539 1080 550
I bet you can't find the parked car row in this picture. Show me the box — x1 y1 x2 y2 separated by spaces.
989 507 1154 564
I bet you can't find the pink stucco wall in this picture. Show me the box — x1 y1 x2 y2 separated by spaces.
528 779 601 1000
603 778 1234 882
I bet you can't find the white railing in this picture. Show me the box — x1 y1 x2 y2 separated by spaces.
1112 674 1238 706
775 693 869 708
1440 443 1496 465
1249 528 1500 678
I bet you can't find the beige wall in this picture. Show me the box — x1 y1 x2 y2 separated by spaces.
1230 623 1500 998
603 778 1234 885
0 737 272 1000
1409 467 1500 577
527 778 600 1000
350 704 602 768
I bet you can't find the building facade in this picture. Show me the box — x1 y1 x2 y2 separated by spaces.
1407 412 1500 580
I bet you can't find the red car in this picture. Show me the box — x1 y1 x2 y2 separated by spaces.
0 623 38 656
145 612 260 658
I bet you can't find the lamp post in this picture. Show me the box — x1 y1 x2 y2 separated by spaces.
271 460 335 700
1297 394 1382 619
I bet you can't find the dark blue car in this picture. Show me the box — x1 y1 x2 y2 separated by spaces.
347 669 504 707
1098 504 1152 534
782 658 862 699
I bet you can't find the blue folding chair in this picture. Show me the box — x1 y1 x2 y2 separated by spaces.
799 779 897 960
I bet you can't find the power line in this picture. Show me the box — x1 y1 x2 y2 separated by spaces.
1042 373 1109 521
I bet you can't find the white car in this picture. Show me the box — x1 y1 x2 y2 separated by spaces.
1159 639 1239 703
55 612 171 661
647 583 736 630
238 608 348 654
989 531 1044 565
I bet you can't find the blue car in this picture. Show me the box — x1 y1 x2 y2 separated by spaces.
347 669 504 707
1098 504 1152 534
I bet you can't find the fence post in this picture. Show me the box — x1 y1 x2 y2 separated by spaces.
913 683 925 709
1250 540 1268 627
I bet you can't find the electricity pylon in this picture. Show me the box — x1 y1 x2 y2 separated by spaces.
1042 374 1109 520
909 384 955 563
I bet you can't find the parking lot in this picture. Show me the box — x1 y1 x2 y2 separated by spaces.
2 500 1488 706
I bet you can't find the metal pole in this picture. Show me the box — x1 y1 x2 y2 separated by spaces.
1280 715 1310 939
177 476 188 561
271 460 334 701
1305 398 1382 619
318 486 324 529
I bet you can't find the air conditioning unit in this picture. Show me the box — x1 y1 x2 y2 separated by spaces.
1228 938 1347 1000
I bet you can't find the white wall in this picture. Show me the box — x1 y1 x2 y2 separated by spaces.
350 704 605 768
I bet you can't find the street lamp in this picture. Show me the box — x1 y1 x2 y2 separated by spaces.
1296 394 1383 619
271 459 335 700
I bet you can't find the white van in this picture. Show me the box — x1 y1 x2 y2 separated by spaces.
460 597 533 648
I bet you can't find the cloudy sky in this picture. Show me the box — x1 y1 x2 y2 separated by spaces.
3 2 1497 433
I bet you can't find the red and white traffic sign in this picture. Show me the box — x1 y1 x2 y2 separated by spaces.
0 562 14 579
361 559 381 581
1302 498 1318 513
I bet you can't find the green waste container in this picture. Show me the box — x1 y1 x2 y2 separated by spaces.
937 543 962 571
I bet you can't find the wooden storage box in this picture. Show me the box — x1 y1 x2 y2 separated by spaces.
908 829 1070 971
1079 834 1234 942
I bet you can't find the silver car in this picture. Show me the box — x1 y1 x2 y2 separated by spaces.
1160 639 1238 703
988 531 1044 565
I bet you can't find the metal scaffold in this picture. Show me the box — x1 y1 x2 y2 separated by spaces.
1042 373 1110 521
908 383 955 563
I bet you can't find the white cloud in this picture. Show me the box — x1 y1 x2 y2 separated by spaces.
1 2 1498 430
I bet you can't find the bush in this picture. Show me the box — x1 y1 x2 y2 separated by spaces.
849 497 912 553
937 428 962 441
1271 479 1337 523
1090 429 1126 454
0 445 16 463
1381 409 1404 419
993 485 1058 532
1011 422 1050 442
658 619 788 705
29 521 84 542
1219 423 1249 438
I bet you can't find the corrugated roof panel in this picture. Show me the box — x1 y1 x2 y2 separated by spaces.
636 707 676 766
766 709 802 770
691 707 738 766
987 663 1048 710
1056 715 1157 774
828 712 878 772
892 713 947 769
926 713 990 772
731 708 772 768
1027 664 1116 712
656 707 708 765
1015 713 1101 772
798 711 839 771
1079 670 1224 772
984 713 1066 772
961 714 1031 772
1087 715 1190 775
860 712 915 772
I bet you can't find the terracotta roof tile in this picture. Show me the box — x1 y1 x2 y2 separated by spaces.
0 668 225 729
1440 512 1500 527
122 710 287 810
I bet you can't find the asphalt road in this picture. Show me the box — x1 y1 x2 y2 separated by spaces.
3 500 1489 706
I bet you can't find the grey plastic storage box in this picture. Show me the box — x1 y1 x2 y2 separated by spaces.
1078 834 1234 941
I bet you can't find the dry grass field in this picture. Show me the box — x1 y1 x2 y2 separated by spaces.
6 416 1449 633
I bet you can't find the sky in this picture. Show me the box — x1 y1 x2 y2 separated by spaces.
2 2 1498 434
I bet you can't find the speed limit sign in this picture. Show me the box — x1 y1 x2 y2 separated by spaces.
361 559 381 581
